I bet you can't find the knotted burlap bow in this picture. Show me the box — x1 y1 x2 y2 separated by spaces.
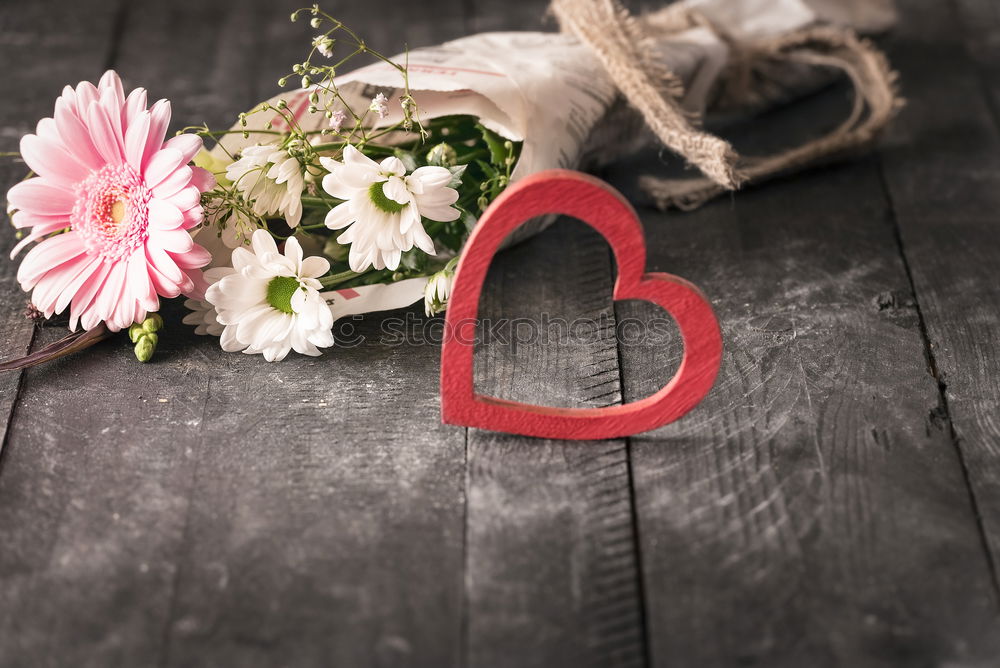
551 0 902 209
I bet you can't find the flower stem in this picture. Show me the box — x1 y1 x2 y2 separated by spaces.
301 195 341 207
319 269 361 288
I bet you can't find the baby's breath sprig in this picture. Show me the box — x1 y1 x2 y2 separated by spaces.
194 5 523 297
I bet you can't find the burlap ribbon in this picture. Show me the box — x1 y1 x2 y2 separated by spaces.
550 0 903 210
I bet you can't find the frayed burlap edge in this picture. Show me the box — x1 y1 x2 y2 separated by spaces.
550 0 904 211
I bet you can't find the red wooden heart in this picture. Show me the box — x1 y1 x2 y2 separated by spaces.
441 169 722 440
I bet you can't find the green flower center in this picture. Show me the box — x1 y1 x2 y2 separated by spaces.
266 276 301 314
368 180 407 213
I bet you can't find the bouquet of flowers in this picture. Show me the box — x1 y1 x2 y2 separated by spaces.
3 0 900 367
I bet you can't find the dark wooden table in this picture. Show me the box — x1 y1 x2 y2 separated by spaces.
2 0 1000 666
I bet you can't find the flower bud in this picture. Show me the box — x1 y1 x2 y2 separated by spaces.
424 257 458 316
310 17 321 28
133 332 158 363
142 313 164 333
426 143 457 167
301 75 311 89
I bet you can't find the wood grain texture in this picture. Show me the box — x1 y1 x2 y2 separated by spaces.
446 6 647 661
1 0 999 665
607 83 1000 665
466 218 645 668
157 2 470 667
0 1 470 666
879 0 1000 589
0 2 132 663
0 0 124 454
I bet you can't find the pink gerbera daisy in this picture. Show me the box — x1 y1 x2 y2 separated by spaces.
6 70 215 332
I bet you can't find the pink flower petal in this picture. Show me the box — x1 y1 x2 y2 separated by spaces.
55 256 101 315
86 100 124 166
170 243 211 269
58 85 78 115
7 178 76 215
54 98 103 170
75 81 99 112
143 99 172 168
180 206 204 230
151 165 192 200
170 185 201 211
183 268 208 300
99 86 125 152
146 257 181 299
163 133 202 165
10 210 70 231
123 87 148 129
69 260 112 330
19 134 90 186
94 260 127 328
156 228 195 254
17 232 86 289
190 166 215 192
9 233 42 260
147 198 184 230
143 147 184 188
98 70 125 108
145 243 184 283
31 252 93 317
112 268 140 330
123 109 151 170
35 117 61 145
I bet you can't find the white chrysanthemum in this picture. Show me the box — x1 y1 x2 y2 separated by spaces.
205 230 334 361
320 145 460 272
226 143 305 228
182 267 235 335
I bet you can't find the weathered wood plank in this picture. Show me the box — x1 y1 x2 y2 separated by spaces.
466 221 645 668
0 0 470 666
0 161 36 447
0 1 174 663
461 2 646 665
0 0 124 450
609 83 1000 664
149 1 471 666
0 0 245 664
879 0 1000 587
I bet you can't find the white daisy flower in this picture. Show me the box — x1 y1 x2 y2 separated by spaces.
205 230 334 362
182 267 236 335
320 145 460 272
225 143 305 228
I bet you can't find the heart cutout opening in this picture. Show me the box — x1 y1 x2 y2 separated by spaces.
472 218 683 409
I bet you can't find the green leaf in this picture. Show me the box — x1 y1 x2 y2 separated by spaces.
393 149 418 172
476 123 507 167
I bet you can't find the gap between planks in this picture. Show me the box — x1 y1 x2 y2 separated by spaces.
875 154 1000 605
